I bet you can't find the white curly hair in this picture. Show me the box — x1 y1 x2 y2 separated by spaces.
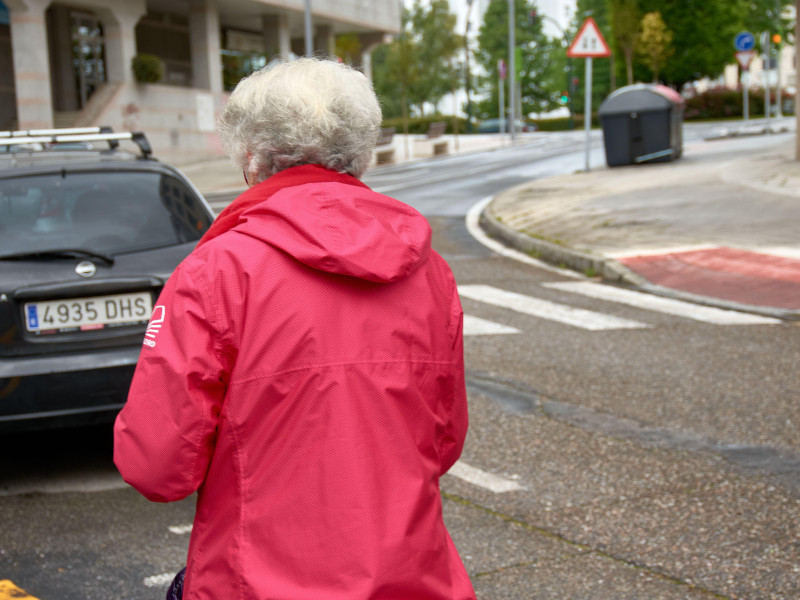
218 58 382 182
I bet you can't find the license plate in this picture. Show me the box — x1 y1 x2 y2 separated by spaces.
24 292 153 333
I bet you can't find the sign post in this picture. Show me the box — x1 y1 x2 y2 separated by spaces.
760 32 771 130
508 0 516 143
734 32 755 122
735 51 755 121
498 59 506 135
567 17 611 171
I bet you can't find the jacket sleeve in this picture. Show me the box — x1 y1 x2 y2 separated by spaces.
113 257 230 502
440 278 469 475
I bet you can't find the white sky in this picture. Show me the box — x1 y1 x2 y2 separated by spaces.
403 0 575 39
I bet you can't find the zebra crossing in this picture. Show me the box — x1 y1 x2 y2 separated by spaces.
460 281 781 336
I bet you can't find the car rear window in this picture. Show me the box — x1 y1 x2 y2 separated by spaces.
0 170 212 256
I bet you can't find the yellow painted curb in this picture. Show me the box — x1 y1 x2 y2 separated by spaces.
0 579 41 600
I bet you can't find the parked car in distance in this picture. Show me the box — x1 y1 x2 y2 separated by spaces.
0 128 215 431
477 118 537 133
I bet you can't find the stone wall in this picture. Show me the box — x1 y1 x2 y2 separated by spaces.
87 81 229 164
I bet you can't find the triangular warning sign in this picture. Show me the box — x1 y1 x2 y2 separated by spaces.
567 17 611 58
735 50 755 69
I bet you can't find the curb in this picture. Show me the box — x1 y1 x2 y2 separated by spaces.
703 124 791 141
479 204 648 286
479 202 800 322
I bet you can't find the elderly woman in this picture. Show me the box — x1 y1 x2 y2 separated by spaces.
114 59 474 600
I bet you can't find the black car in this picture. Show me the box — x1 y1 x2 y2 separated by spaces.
0 128 215 431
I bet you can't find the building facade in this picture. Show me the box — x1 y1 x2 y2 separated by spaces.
0 0 400 161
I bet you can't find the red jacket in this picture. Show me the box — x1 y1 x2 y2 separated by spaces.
114 165 474 600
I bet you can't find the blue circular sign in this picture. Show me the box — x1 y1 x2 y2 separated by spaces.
734 31 756 51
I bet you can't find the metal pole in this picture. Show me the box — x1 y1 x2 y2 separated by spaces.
305 0 313 57
743 68 749 121
763 32 771 130
508 0 516 143
776 42 783 117
465 0 475 133
584 57 592 171
776 0 784 118
499 69 505 135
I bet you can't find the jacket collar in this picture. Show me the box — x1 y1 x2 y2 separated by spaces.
196 165 369 249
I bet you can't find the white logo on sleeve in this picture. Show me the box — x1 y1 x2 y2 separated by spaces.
143 305 166 347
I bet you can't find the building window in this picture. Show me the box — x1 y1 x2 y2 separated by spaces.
222 29 267 91
135 11 192 86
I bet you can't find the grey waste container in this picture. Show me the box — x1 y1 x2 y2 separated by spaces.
598 84 685 167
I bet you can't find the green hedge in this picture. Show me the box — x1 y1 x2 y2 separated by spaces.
531 114 601 130
381 115 470 135
684 86 795 120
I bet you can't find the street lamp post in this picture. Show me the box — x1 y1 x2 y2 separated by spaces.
508 0 516 142
304 0 313 57
464 0 476 133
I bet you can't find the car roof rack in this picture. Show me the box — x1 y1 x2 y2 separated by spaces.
0 130 153 158
0 126 115 138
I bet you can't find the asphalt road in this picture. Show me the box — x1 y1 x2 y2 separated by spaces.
2 128 798 600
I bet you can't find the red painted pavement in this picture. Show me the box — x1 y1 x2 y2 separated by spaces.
618 247 800 309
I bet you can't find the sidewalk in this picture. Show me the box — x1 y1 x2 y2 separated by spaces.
482 124 800 319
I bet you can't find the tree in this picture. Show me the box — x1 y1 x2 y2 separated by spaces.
636 0 748 90
334 34 362 67
371 43 408 120
371 1 462 119
475 0 562 121
408 0 463 114
745 0 793 39
609 0 640 85
372 6 418 132
637 11 673 82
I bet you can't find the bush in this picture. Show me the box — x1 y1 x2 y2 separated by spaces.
531 117 576 131
381 115 469 135
131 54 164 84
684 86 795 120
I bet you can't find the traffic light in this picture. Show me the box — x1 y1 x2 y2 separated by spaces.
559 91 570 104
772 33 782 44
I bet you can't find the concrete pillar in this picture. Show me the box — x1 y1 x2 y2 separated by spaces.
95 0 146 84
263 14 290 60
314 24 334 58
7 0 53 129
189 0 222 95
46 4 78 111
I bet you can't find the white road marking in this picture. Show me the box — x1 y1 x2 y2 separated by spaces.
143 573 175 588
463 314 521 336
465 196 583 278
543 281 782 325
605 244 717 258
755 246 800 261
459 284 648 331
169 524 193 535
447 460 524 493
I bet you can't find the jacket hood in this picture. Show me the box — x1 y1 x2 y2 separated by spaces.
233 180 432 283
